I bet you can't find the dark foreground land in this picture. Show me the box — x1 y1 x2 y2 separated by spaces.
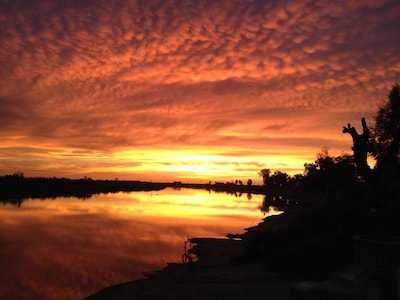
84 263 294 300
84 239 355 300
84 205 361 300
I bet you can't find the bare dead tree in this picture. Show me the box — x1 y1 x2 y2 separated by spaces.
342 117 373 181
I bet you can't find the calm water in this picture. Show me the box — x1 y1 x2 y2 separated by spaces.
0 188 273 299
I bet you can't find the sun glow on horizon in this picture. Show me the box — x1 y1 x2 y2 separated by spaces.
107 148 309 182
0 144 316 183
0 0 399 186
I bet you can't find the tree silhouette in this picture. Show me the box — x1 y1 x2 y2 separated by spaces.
342 118 373 180
343 83 400 183
343 83 400 237
258 168 271 186
373 83 400 170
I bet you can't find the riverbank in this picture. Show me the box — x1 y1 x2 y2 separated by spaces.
83 224 294 299
84 203 363 300
84 248 356 300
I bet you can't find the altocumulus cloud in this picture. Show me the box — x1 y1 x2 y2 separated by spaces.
0 0 400 178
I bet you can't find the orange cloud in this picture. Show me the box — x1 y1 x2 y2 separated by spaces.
0 0 399 180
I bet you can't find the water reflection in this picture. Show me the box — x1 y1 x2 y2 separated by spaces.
0 188 271 299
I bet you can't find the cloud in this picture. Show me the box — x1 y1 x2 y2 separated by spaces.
0 0 399 179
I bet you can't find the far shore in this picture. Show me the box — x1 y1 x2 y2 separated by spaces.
0 174 266 203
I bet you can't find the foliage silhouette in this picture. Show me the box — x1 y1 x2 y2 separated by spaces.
342 84 400 236
245 85 400 280
373 83 400 168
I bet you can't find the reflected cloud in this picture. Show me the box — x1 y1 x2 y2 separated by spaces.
0 189 266 299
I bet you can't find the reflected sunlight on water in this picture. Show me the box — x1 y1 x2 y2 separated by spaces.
0 188 274 300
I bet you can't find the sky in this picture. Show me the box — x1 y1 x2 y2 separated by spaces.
1 0 400 183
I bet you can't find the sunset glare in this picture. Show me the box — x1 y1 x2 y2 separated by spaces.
1 0 400 183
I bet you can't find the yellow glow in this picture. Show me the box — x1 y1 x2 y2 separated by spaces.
1 188 273 229
1 142 314 182
102 148 310 182
106 188 269 220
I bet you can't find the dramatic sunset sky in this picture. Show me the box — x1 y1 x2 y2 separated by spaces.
1 0 399 183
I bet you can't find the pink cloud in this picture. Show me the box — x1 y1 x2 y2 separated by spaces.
0 0 399 179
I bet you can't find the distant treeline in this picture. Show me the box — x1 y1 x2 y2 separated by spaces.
0 173 265 204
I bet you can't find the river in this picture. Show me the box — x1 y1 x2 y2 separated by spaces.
0 188 275 299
